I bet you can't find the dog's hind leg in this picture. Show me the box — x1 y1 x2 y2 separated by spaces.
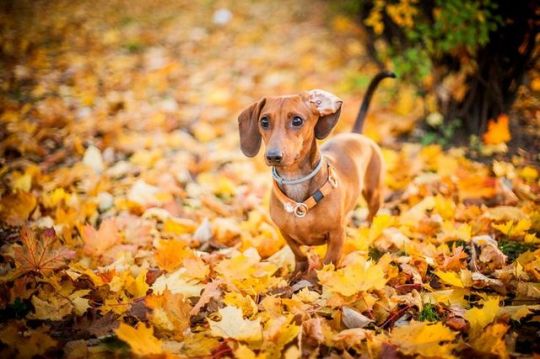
362 149 384 224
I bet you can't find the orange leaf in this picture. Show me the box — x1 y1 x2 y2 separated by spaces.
154 239 194 272
0 191 37 226
483 114 511 145
145 289 191 339
12 226 74 278
81 218 120 256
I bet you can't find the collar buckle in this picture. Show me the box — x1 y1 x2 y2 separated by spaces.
294 203 308 218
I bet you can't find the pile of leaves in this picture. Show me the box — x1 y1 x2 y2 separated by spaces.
1 0 539 358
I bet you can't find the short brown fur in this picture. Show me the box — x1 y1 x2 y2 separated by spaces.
238 73 393 277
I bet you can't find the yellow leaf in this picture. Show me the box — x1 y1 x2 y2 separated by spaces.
29 294 73 321
215 250 284 295
368 214 395 242
181 333 220 357
235 345 266 359
499 305 539 321
492 219 531 237
0 325 57 358
163 217 197 235
0 191 36 226
11 171 32 192
261 315 300 356
469 323 509 358
126 269 149 298
483 114 511 145
115 322 163 356
423 289 470 307
208 306 262 342
519 166 538 182
151 268 205 297
42 188 70 208
389 320 457 358
69 289 91 316
434 195 455 220
464 297 500 336
434 270 464 288
317 257 386 296
223 292 258 317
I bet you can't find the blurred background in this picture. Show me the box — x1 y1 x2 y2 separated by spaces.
0 2 539 356
1 0 537 164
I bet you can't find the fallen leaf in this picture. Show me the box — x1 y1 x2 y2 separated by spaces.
146 289 191 339
81 218 120 257
191 280 223 315
388 320 457 357
483 114 511 145
342 307 373 328
0 192 37 225
317 257 386 296
29 294 73 321
11 226 74 278
464 297 500 336
208 306 262 342
115 322 163 356
469 322 509 358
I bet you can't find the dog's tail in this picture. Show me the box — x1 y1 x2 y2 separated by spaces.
352 71 396 134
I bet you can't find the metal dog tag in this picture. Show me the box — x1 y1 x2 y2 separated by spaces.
284 203 294 213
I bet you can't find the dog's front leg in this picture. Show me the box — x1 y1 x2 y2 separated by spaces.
323 228 344 267
281 231 308 277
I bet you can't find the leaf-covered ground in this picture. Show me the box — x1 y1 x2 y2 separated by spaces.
1 1 539 358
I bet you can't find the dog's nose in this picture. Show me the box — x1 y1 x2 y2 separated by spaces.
266 149 283 164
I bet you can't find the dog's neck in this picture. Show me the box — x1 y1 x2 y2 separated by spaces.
275 141 328 203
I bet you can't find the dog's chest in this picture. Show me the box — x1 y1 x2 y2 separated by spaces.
269 193 339 246
281 183 310 203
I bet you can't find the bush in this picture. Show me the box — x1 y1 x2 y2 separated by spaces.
347 0 537 136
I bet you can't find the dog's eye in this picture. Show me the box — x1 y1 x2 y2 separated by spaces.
260 116 270 128
292 116 303 127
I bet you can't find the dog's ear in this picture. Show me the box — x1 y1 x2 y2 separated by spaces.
238 98 266 157
305 89 343 139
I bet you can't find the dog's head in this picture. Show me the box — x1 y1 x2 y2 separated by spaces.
238 90 342 167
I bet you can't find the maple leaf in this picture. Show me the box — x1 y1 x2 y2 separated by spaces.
464 297 500 337
191 280 223 315
151 268 205 297
469 323 509 358
0 191 37 226
11 226 74 278
115 322 163 356
29 294 73 321
0 325 57 358
145 289 191 339
81 218 120 257
317 257 386 296
492 219 531 237
154 239 194 272
389 320 457 358
434 270 466 288
483 114 511 145
440 246 468 271
208 306 262 342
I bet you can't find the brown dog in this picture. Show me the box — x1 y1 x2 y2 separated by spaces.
238 71 395 276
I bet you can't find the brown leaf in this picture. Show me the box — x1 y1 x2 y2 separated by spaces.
0 192 37 226
190 280 223 316
12 226 74 277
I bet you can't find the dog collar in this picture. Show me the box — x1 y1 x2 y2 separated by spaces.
272 162 338 218
272 158 324 186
